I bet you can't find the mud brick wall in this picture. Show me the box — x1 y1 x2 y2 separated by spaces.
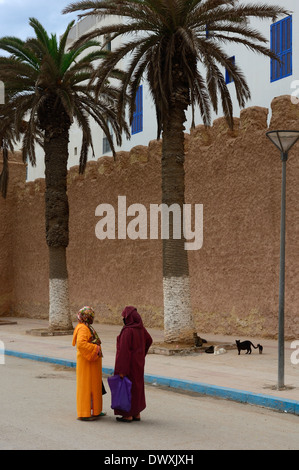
66 141 164 327
186 96 299 339
0 154 27 316
1 95 299 339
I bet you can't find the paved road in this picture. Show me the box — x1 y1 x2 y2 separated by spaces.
0 357 298 451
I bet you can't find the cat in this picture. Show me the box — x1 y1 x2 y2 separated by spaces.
194 333 207 347
236 340 263 355
257 344 263 354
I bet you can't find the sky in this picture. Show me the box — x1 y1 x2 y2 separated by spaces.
0 0 80 41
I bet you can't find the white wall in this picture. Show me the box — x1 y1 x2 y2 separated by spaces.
215 0 297 120
27 0 296 181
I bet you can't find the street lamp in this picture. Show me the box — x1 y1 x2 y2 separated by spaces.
266 130 299 390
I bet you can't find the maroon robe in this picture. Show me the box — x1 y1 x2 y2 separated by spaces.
114 306 153 417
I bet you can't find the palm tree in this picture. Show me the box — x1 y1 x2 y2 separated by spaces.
63 0 288 343
0 18 127 333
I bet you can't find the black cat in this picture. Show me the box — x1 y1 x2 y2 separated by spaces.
236 340 263 355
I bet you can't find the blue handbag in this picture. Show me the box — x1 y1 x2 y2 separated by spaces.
107 375 132 412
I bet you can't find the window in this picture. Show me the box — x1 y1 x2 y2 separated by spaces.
131 85 143 135
102 136 111 154
270 15 292 82
104 34 111 51
102 121 113 154
205 23 210 38
225 56 235 84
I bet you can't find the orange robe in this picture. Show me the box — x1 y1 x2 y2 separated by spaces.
72 323 102 418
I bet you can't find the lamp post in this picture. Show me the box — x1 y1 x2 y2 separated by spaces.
266 130 299 390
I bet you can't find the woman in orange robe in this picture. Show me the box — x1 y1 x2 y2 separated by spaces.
72 306 103 421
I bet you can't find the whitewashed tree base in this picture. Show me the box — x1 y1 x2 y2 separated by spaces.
163 275 196 344
49 278 73 332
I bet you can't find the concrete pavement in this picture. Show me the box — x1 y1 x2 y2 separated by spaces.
0 317 298 415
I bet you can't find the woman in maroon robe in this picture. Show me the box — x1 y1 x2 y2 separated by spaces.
114 306 153 422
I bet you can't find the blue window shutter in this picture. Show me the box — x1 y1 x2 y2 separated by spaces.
225 56 235 84
206 23 209 38
132 85 143 135
271 15 292 82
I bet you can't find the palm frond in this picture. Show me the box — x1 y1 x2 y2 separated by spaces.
0 15 128 197
62 0 288 129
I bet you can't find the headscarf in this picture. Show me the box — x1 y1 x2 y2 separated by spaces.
77 306 102 346
121 306 144 329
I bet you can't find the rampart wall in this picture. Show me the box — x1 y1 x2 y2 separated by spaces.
1 95 299 339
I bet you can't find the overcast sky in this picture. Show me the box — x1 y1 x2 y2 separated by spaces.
0 0 80 41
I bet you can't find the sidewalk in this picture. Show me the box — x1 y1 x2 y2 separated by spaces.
0 317 298 415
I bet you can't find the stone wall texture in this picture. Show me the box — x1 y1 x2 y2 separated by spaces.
1 95 299 339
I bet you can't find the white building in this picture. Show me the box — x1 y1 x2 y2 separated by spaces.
27 0 297 181
221 0 296 121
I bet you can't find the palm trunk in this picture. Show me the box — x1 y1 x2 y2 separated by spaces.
44 107 73 333
48 246 72 332
161 104 196 344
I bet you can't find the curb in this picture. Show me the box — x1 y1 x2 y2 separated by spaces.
144 374 299 416
3 349 299 416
